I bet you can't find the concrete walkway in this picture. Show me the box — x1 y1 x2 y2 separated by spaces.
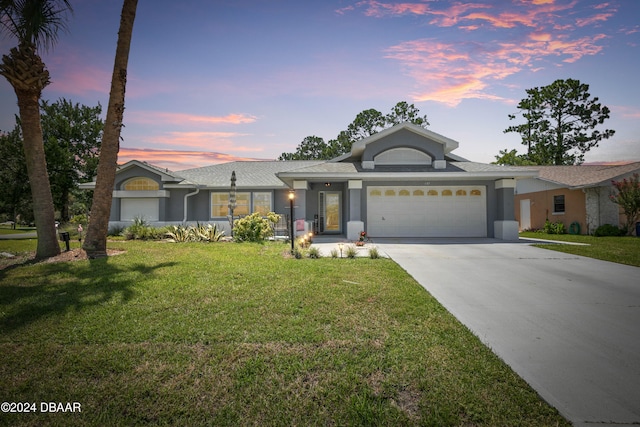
311 237 640 427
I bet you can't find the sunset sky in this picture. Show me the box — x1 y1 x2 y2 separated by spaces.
1 0 638 171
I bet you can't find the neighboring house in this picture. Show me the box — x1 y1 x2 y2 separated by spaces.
514 162 640 235
81 123 538 240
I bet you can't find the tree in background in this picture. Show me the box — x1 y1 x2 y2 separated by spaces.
492 149 538 166
83 0 138 258
278 101 429 161
502 79 615 165
41 98 103 222
0 0 73 258
0 124 32 227
610 173 640 236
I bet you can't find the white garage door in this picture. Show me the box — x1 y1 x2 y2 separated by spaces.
367 186 486 237
121 198 159 222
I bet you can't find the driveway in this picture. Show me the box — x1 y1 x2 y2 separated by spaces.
371 238 640 427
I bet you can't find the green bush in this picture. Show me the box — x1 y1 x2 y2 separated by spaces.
307 246 321 259
122 217 166 240
165 223 226 243
233 212 280 242
345 245 358 259
368 246 381 259
594 224 625 237
543 220 565 235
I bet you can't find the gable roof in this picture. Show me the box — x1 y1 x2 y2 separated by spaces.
118 160 186 182
176 160 325 188
520 162 640 188
332 122 459 162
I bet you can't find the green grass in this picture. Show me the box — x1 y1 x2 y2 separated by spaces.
0 240 569 426
520 231 640 267
0 227 36 235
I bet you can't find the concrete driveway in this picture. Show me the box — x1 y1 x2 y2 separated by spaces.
367 238 640 427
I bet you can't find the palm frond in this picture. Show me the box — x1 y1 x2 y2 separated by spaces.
1 0 72 52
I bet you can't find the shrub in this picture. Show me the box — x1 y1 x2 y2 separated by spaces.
543 220 565 235
330 249 338 258
233 212 280 242
165 225 193 242
122 216 165 240
594 224 624 237
166 223 226 243
194 222 225 242
307 246 321 259
70 214 88 225
368 246 380 259
345 245 358 259
107 225 126 237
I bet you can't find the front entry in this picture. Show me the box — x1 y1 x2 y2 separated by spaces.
318 191 341 234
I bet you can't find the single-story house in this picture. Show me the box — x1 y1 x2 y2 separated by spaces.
514 162 640 235
81 123 539 240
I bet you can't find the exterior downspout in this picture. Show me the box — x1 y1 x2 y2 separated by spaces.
183 187 200 223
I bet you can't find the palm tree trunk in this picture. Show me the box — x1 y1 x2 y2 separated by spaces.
16 91 60 258
1 43 60 259
83 0 138 258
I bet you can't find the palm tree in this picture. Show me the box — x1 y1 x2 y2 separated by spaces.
0 0 72 258
83 0 137 258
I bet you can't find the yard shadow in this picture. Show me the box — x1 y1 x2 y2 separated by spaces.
0 256 177 334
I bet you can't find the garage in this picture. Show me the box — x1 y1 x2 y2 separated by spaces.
366 186 487 237
121 198 159 222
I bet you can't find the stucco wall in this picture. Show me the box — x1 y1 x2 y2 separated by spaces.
515 188 586 233
362 128 445 162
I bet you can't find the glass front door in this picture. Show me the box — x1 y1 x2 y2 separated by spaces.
319 191 341 233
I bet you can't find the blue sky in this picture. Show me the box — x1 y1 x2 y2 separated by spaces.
1 0 639 170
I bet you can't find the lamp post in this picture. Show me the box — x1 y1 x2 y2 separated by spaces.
338 242 343 258
229 171 237 237
288 191 295 253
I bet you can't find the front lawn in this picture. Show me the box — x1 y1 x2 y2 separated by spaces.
520 231 640 267
0 240 569 426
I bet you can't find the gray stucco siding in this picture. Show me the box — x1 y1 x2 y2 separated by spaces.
362 128 445 162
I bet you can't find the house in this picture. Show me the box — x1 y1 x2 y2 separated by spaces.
514 162 640 235
81 123 539 240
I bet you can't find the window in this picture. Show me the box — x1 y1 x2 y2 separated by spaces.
442 189 453 196
427 190 438 196
553 195 565 214
123 177 159 191
211 193 229 217
399 189 410 196
253 192 272 215
456 189 467 196
211 192 267 217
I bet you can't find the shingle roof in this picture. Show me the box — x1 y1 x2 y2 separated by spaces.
519 162 640 188
177 161 325 188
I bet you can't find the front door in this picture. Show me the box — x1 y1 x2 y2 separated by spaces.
319 191 341 234
520 199 531 231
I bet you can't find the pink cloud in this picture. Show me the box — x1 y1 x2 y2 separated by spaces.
47 65 111 96
141 131 258 153
576 13 613 27
118 147 268 170
128 111 258 126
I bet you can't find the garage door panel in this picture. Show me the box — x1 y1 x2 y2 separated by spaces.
367 186 486 238
121 198 159 221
